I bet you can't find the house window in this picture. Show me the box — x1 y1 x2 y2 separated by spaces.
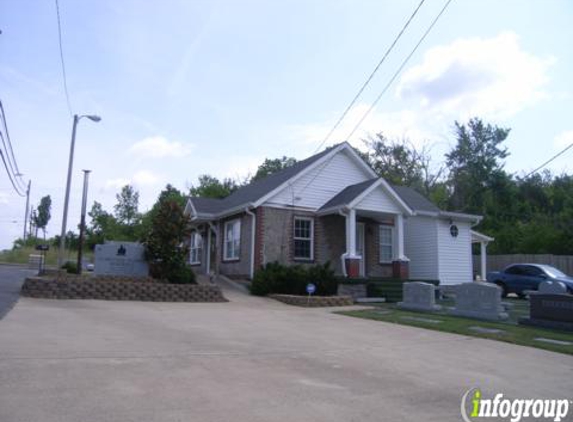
294 217 313 260
224 219 241 261
379 225 394 263
190 231 203 265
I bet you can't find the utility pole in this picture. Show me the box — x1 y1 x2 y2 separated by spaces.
76 170 91 274
28 207 35 239
58 114 101 268
23 180 31 240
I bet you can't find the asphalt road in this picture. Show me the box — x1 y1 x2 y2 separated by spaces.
0 279 572 422
0 265 35 320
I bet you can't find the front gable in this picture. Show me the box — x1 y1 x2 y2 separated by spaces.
263 145 375 210
353 185 403 214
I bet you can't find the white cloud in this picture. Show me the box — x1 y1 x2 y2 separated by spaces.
105 178 131 190
396 31 555 119
104 170 161 190
133 170 160 186
129 136 194 158
285 104 438 153
554 130 573 148
285 32 555 156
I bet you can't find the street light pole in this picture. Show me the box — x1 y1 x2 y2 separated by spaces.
57 114 101 268
76 169 91 275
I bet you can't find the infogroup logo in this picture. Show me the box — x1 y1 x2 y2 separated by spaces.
461 388 571 422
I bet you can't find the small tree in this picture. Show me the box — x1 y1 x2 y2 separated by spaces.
143 199 194 283
32 195 52 239
114 185 140 225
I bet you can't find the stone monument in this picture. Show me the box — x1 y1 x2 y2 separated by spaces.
94 241 149 277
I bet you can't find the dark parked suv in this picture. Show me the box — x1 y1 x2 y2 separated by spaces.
486 264 573 297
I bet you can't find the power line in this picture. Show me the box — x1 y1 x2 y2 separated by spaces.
0 100 26 191
299 0 454 197
523 143 573 178
0 110 21 188
313 0 427 154
0 134 25 197
54 0 73 117
344 0 454 141
0 100 21 175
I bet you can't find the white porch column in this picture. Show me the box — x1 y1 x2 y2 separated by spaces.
346 208 357 257
205 227 211 276
395 214 408 261
480 241 488 281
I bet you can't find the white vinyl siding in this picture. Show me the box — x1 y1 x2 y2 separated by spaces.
264 149 372 209
189 231 203 264
403 216 439 280
379 226 394 263
437 220 473 285
293 217 314 260
223 219 241 261
355 188 402 214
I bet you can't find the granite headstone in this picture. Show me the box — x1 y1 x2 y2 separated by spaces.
398 282 441 312
449 282 508 321
538 280 568 295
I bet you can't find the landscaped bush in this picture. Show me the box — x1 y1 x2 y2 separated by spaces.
250 261 337 296
167 265 196 284
61 261 79 274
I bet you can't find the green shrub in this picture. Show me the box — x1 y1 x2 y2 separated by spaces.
250 261 337 296
167 265 196 284
61 261 79 274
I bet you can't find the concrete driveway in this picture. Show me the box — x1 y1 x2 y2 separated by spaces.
0 271 571 422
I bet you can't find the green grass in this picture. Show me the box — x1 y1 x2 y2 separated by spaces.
338 299 573 356
0 246 93 267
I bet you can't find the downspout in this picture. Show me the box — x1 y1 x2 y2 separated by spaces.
338 209 348 277
245 206 256 280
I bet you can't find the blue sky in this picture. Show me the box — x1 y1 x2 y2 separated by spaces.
1 0 572 249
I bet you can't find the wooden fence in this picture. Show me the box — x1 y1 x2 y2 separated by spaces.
473 254 573 276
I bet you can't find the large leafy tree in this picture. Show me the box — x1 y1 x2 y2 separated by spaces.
32 195 52 238
251 156 297 182
445 118 510 213
364 133 444 197
189 175 240 199
86 201 119 248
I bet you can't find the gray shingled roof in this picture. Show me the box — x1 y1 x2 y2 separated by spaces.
317 179 441 213
318 178 378 211
189 143 443 216
390 184 441 213
190 145 335 215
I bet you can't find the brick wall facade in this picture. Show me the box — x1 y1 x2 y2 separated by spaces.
363 220 393 278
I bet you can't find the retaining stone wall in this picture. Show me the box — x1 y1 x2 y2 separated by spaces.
269 294 354 307
21 277 227 302
338 283 367 299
